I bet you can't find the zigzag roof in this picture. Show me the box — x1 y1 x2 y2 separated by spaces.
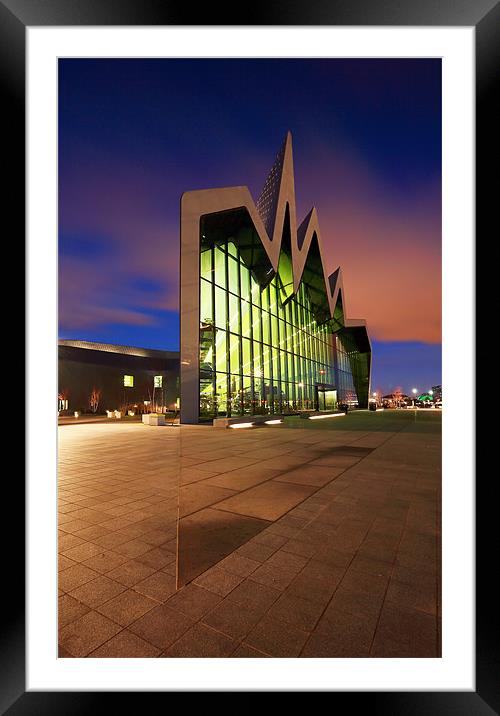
180 131 369 342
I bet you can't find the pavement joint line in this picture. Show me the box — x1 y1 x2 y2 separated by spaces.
296 512 378 657
366 475 409 657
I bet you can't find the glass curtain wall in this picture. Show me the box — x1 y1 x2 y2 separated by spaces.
335 333 360 406
199 238 341 419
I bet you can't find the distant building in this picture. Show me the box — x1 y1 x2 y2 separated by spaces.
58 340 179 414
431 384 442 401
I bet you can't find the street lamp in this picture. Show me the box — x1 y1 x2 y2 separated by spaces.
412 387 417 408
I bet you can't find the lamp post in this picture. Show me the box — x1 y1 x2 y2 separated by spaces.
412 388 417 408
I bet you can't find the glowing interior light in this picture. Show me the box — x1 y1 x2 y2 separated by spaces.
309 413 346 420
265 419 282 425
229 422 254 429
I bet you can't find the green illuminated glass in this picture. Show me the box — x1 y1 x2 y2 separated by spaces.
200 248 212 280
262 312 270 345
262 346 271 379
251 277 261 307
228 294 239 333
242 337 251 375
215 286 226 329
240 263 250 301
252 312 261 342
262 286 269 312
200 279 213 323
214 247 226 288
215 372 228 414
199 229 361 418
123 375 134 387
229 333 240 374
253 343 261 377
240 299 251 339
215 329 227 373
271 314 279 345
228 256 239 295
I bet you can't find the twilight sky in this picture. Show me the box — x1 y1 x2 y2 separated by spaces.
58 58 441 395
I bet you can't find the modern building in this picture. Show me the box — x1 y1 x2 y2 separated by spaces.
58 340 179 414
180 132 371 424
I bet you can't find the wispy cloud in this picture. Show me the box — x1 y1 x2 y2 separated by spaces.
59 129 441 344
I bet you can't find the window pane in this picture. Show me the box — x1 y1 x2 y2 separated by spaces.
200 248 212 281
214 247 226 288
262 346 271 379
215 286 227 329
240 262 250 302
240 299 251 339
252 311 261 342
242 337 251 375
271 313 279 346
228 294 240 333
229 333 240 374
262 286 269 312
200 279 213 323
251 276 261 308
229 374 241 416
215 372 228 415
199 379 214 418
228 256 239 295
252 343 261 378
262 312 270 345
215 329 227 373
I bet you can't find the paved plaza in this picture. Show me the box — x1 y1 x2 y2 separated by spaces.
58 410 441 658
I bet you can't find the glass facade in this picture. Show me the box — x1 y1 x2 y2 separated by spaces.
199 236 359 420
335 331 370 408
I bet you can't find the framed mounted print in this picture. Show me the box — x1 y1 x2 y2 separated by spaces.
4 0 495 708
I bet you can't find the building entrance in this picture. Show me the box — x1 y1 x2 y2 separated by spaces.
316 384 337 411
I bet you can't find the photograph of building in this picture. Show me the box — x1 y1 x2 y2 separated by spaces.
56 57 442 662
180 133 371 424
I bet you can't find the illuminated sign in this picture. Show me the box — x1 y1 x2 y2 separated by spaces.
123 375 134 387
154 375 163 388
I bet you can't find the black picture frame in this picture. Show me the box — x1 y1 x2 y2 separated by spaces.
7 0 494 709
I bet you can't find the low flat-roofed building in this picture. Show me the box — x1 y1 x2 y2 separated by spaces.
58 339 179 415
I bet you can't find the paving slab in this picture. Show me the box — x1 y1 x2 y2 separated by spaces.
214 481 317 521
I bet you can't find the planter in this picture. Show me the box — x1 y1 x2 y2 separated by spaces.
142 413 166 426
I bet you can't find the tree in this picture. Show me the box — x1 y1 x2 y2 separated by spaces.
392 386 403 408
89 387 102 414
58 388 69 412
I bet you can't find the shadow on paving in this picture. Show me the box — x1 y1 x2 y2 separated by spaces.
176 423 382 587
282 410 442 434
